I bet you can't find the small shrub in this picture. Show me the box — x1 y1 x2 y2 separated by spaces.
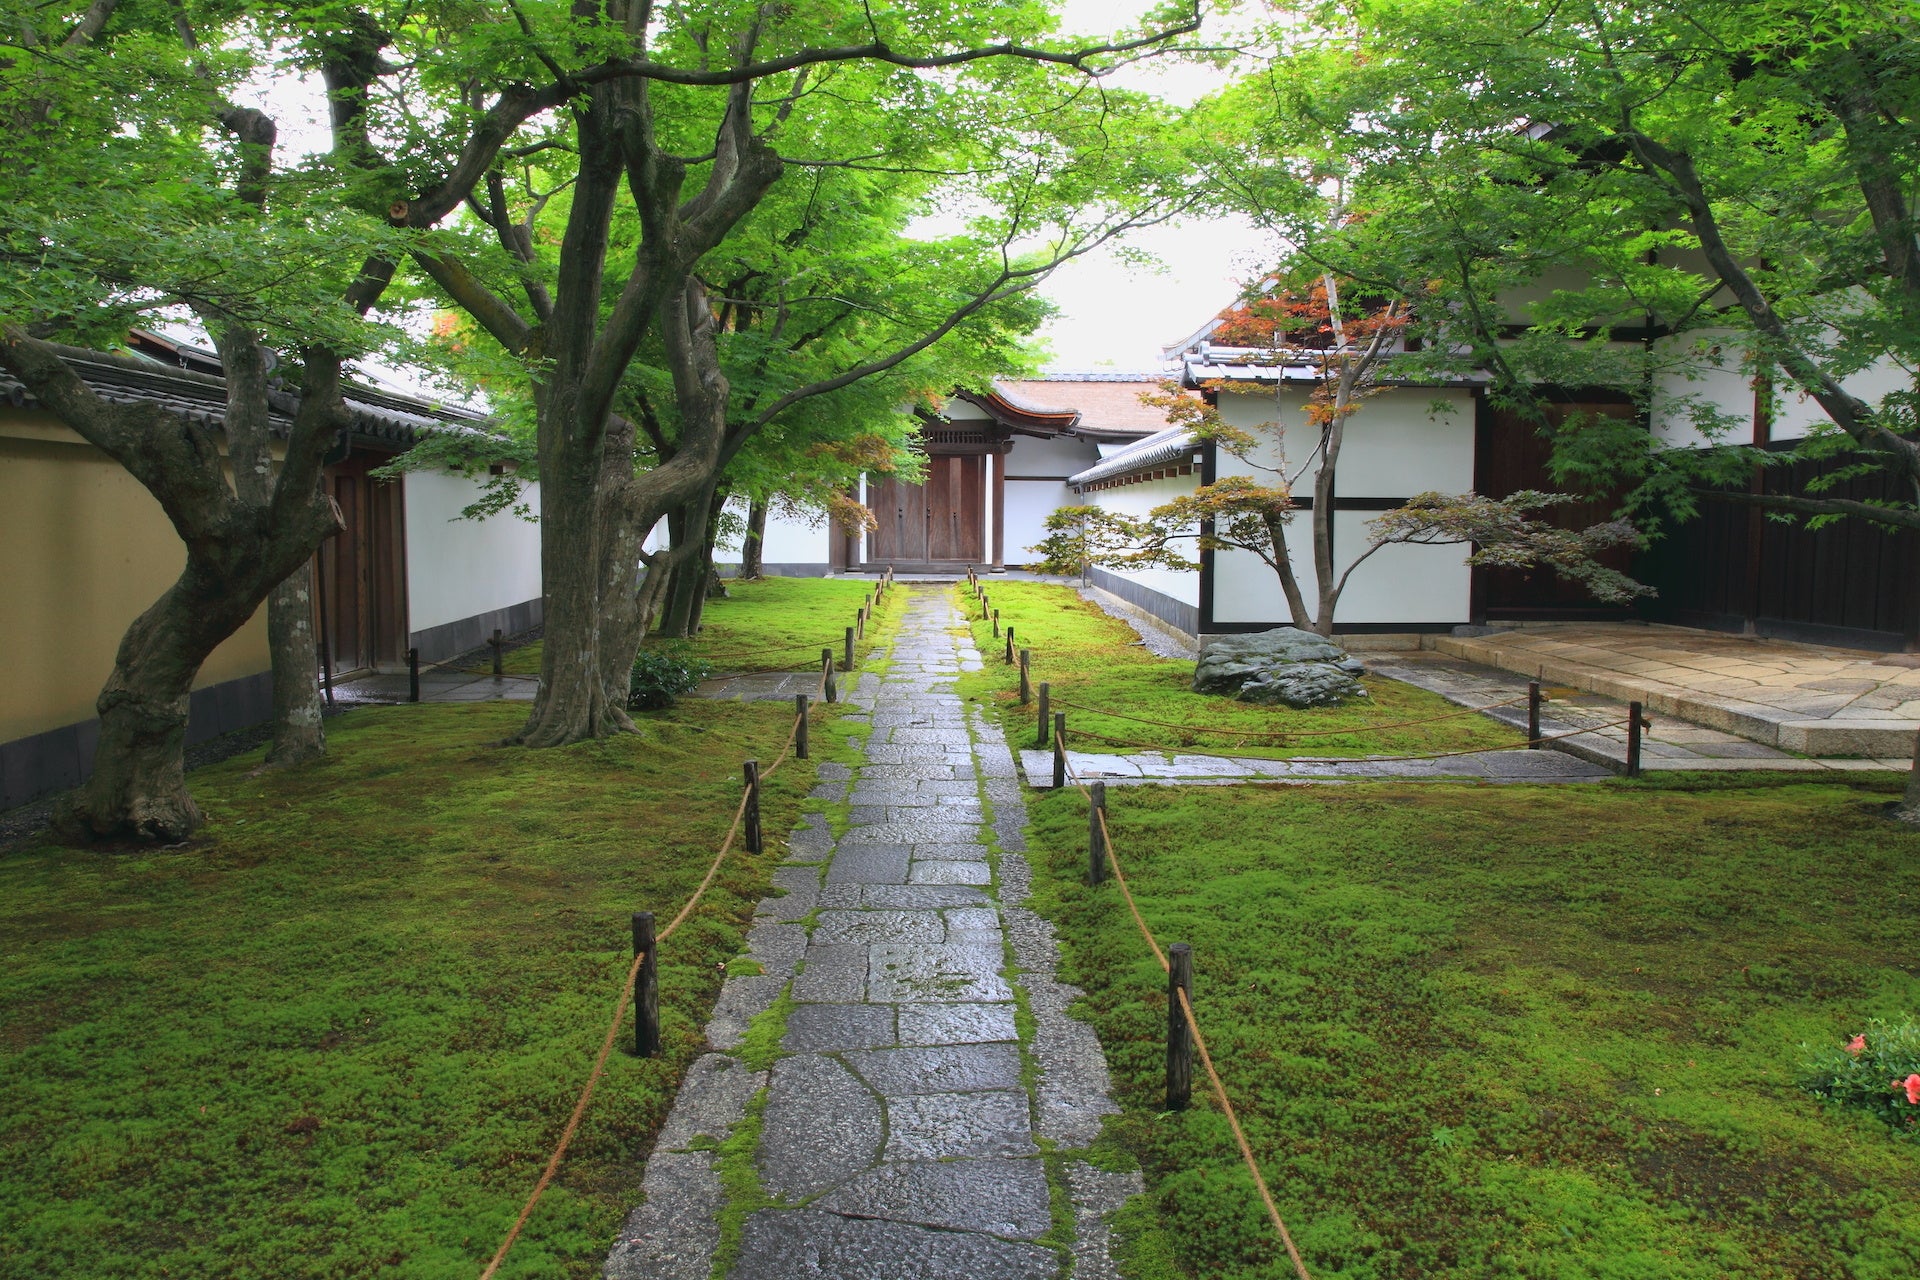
629 643 713 710
1799 1017 1920 1136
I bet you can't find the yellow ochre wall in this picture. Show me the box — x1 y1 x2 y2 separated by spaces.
0 410 270 744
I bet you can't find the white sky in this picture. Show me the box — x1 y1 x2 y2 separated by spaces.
1035 0 1277 372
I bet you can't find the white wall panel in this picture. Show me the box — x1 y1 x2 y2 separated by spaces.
1083 472 1202 606
404 470 543 632
1328 509 1470 624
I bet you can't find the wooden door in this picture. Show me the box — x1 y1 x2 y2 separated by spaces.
869 472 928 562
1474 401 1635 618
926 454 984 562
316 453 408 673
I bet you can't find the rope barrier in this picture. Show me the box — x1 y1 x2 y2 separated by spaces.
1063 756 1313 1280
476 667 828 1280
1048 693 1529 739
1067 718 1632 766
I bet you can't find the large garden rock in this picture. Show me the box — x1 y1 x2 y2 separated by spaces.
1235 663 1367 708
1192 627 1368 707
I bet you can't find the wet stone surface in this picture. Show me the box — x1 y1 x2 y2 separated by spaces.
608 587 1139 1279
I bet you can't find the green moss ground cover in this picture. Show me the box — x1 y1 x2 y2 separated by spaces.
0 697 849 1279
494 576 894 676
957 581 1516 759
1021 773 1920 1279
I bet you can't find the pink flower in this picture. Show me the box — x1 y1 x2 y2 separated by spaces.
1847 1034 1867 1056
1903 1074 1920 1106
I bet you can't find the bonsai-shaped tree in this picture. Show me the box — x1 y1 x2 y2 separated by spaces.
1035 278 1649 633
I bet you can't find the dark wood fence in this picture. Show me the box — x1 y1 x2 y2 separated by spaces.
1635 447 1920 651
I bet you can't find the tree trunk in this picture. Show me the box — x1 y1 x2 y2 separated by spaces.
741 497 768 578
660 487 720 638
1266 514 1315 630
260 562 325 767
514 419 636 747
686 488 728 635
59 536 329 842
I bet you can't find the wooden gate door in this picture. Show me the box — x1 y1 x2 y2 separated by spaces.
926 454 984 563
1474 402 1634 617
316 453 408 673
868 472 928 563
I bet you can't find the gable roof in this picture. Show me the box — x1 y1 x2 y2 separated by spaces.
993 376 1190 439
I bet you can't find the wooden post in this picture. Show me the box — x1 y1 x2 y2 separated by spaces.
633 912 661 1057
795 694 810 759
822 648 837 704
1627 701 1644 778
856 606 865 640
407 647 420 703
981 592 990 620
1052 712 1067 788
1166 943 1193 1110
844 626 855 672
991 608 1000 637
1088 781 1107 885
490 628 504 677
743 760 763 854
1004 625 1014 664
1038 681 1050 747
1018 649 1031 705
1527 680 1541 748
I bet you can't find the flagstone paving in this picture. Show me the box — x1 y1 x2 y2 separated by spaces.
1434 622 1920 756
606 586 1138 1280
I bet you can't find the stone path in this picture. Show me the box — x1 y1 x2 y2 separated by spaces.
1019 743 1613 784
607 586 1138 1280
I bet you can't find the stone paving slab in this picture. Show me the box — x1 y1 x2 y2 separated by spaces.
1373 652 1912 773
730 1209 1058 1280
608 586 1140 1279
1017 745 1613 785
1432 623 1920 755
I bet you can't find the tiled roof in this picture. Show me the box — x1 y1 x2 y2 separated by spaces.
0 344 493 449
1067 424 1199 489
1178 344 1490 390
995 377 1193 437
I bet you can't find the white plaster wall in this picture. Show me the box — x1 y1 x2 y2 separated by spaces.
1327 509 1470 624
711 496 831 566
1211 386 1474 496
1085 473 1201 607
943 400 990 420
1007 434 1100 478
1650 329 1754 449
404 469 543 632
1773 353 1913 443
1005 481 1069 565
1205 386 1476 625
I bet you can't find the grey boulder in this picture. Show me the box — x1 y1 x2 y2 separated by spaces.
1192 627 1367 706
1235 663 1367 707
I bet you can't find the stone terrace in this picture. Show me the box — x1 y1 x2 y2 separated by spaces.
1434 622 1920 756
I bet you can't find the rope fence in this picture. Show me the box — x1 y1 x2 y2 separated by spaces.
956 574 1650 777
1048 692 1529 739
475 567 896 1280
1067 752 1316 1280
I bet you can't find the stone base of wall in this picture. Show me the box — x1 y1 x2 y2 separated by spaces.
2 669 274 812
1084 566 1198 637
409 596 544 665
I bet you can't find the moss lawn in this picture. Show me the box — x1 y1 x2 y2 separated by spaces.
1022 773 1920 1279
0 696 851 1279
957 581 1517 760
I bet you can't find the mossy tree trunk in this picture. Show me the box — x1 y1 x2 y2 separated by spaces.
0 327 348 842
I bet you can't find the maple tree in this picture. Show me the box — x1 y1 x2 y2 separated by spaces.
1039 278 1647 632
